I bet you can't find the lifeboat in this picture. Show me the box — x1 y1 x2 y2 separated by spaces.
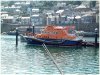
25 25 83 46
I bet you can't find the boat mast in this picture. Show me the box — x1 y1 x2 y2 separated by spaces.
29 2 32 28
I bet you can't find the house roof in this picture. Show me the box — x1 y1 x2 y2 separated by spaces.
75 4 87 9
3 16 14 19
32 9 39 12
32 14 39 17
56 10 64 14
21 17 30 19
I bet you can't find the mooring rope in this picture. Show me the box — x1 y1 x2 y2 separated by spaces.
42 43 64 75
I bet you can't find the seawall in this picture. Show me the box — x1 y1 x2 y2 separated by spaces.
1 23 99 33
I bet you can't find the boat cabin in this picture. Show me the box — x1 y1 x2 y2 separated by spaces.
36 25 76 40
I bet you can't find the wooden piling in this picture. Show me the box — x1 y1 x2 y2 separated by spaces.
16 28 18 47
95 28 98 47
32 24 34 35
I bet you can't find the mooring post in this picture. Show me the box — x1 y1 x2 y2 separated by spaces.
95 28 98 47
32 23 34 35
59 14 61 25
16 28 18 47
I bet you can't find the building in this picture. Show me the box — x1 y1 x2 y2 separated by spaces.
95 1 99 23
14 1 30 6
2 5 21 14
31 14 43 25
2 16 15 23
21 17 30 25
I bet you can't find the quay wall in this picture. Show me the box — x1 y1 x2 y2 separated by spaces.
1 23 30 33
74 23 99 32
1 23 99 33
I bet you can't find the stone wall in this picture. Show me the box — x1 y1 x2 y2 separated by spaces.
1 23 30 33
75 23 99 32
1 23 99 33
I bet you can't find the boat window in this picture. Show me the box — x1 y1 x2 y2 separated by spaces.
42 31 59 34
68 29 76 34
43 31 49 34
51 32 58 34
55 32 58 34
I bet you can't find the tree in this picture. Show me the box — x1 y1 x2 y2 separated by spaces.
91 1 96 7
66 1 82 5
1 1 9 6
8 1 15 6
43 1 57 9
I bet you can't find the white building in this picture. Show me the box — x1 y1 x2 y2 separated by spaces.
1 14 8 19
14 2 30 6
1 16 16 23
32 8 39 15
31 14 43 25
21 17 30 25
20 15 44 25
27 8 40 15
2 5 21 13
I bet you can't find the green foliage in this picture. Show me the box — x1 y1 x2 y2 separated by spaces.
73 1 81 5
66 1 81 5
43 1 57 7
1 1 15 6
8 1 15 6
91 1 96 7
1 1 8 6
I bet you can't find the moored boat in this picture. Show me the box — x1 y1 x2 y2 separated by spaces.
24 25 83 46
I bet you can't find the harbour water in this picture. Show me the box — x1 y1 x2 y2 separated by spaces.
1 35 99 74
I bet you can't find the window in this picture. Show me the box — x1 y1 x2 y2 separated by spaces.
43 31 49 34
51 32 58 34
68 29 75 34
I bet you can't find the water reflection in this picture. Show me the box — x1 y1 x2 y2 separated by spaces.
1 35 99 74
25 45 99 74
